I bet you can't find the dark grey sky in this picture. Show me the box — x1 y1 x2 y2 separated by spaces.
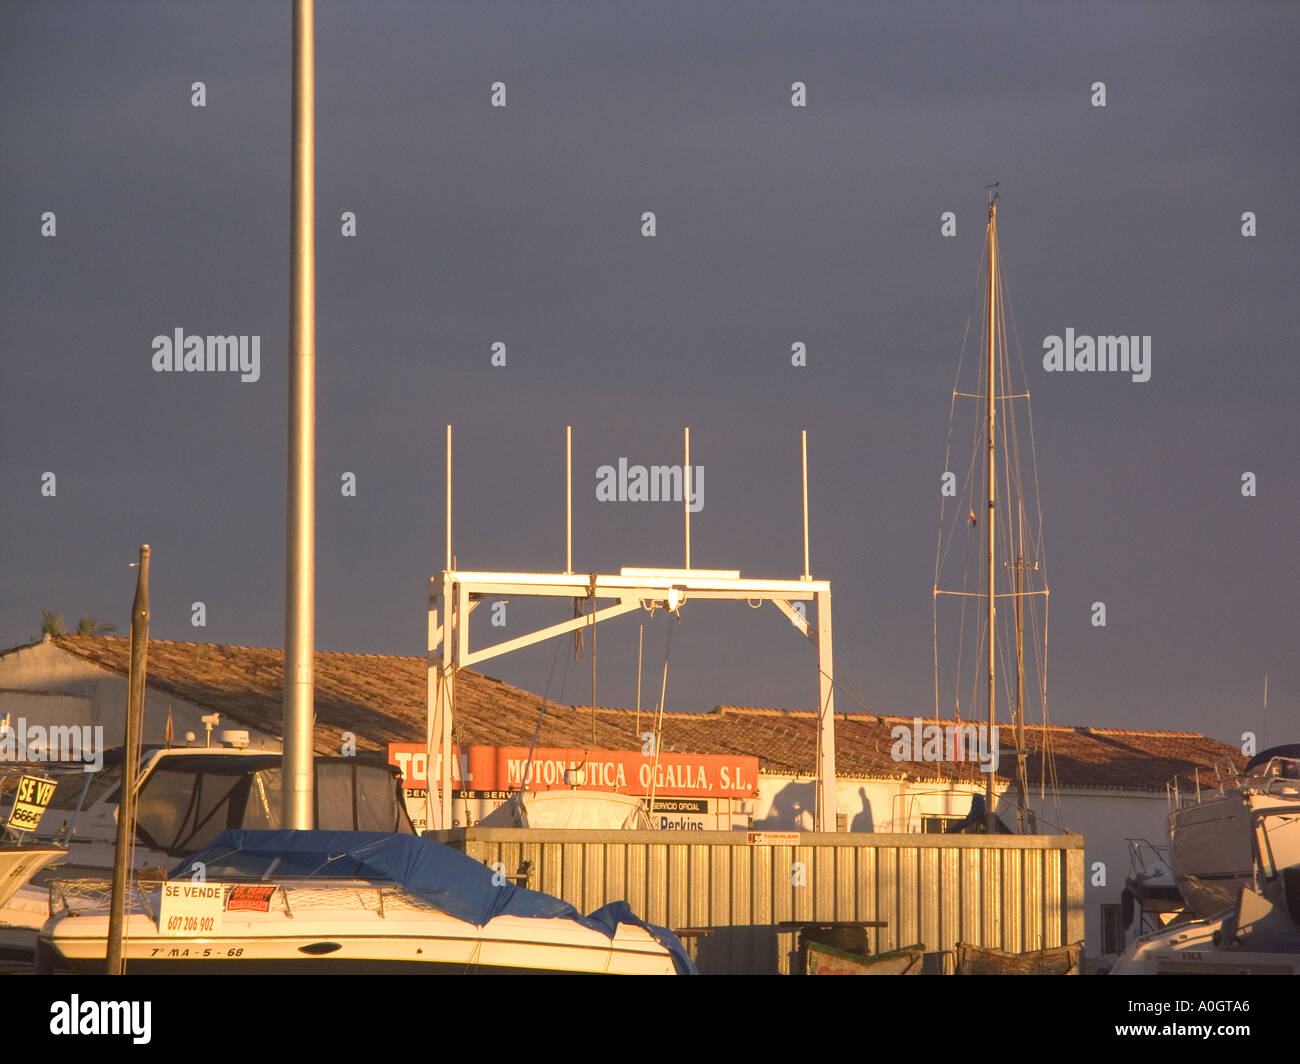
3 1 1297 747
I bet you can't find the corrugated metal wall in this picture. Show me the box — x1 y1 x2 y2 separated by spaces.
431 829 1085 974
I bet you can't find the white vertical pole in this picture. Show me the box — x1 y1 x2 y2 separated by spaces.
815 586 836 831
801 430 810 581
684 427 691 570
446 425 453 574
449 579 470 828
438 577 455 828
426 584 440 833
566 426 573 574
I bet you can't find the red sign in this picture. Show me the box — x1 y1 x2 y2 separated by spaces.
225 885 276 912
387 744 759 799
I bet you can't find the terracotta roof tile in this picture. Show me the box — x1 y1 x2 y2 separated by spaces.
43 636 1240 792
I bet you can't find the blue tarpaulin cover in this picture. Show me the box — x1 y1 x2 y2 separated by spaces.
172 829 696 974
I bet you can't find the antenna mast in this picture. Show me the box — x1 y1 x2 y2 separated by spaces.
984 197 998 831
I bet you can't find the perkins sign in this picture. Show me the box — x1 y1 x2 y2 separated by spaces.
387 744 759 799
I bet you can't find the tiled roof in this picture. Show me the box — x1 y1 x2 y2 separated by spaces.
44 636 1240 792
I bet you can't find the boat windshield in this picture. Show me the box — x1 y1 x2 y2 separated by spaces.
135 759 413 855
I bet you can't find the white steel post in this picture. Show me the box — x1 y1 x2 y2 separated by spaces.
815 585 836 831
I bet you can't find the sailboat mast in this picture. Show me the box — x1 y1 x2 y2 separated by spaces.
984 200 997 829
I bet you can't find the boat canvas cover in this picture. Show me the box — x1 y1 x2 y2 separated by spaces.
478 791 652 829
173 830 696 974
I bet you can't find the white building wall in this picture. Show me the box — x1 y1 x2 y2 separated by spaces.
0 639 279 758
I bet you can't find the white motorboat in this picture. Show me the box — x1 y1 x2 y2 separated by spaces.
36 829 694 974
1113 805 1300 974
1 744 412 957
1167 744 1300 917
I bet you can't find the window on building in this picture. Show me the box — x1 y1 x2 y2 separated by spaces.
1100 903 1126 954
920 814 964 834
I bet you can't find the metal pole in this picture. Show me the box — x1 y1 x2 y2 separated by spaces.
566 425 572 574
984 200 997 831
815 586 836 831
107 544 150 974
684 427 691 570
283 0 316 830
446 424 453 573
635 624 644 735
801 430 810 580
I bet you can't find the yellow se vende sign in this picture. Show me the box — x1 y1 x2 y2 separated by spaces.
6 774 56 832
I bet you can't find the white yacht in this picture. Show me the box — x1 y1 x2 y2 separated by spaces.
36 829 694 974
1114 805 1300 974
1167 744 1300 917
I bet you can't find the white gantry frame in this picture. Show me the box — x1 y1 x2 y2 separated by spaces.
425 567 837 832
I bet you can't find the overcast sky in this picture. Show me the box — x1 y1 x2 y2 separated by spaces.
2 1 1297 749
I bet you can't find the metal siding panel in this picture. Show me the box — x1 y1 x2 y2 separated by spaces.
961 848 981 946
646 844 668 926
445 831 1084 975
792 845 814 921
877 847 898 951
710 842 729 929
813 844 836 918
897 845 919 948
584 842 604 913
666 843 690 932
604 841 625 909
1043 846 1062 948
542 840 564 900
1002 847 1021 951
625 841 647 915
750 842 774 975
835 846 856 922
940 846 962 965
1029 846 1043 950
857 844 876 933
982 847 1000 946
918 846 939 953
728 845 750 974
686 843 708 928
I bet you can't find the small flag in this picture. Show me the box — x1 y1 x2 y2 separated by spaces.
164 708 174 749
969 507 977 527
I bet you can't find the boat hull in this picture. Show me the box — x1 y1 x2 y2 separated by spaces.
37 902 681 975
1168 790 1300 917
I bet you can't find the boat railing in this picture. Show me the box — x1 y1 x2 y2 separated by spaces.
1210 755 1240 785
1255 757 1300 796
1166 770 1206 812
48 876 440 924
1168 755 1300 811
1125 838 1168 880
